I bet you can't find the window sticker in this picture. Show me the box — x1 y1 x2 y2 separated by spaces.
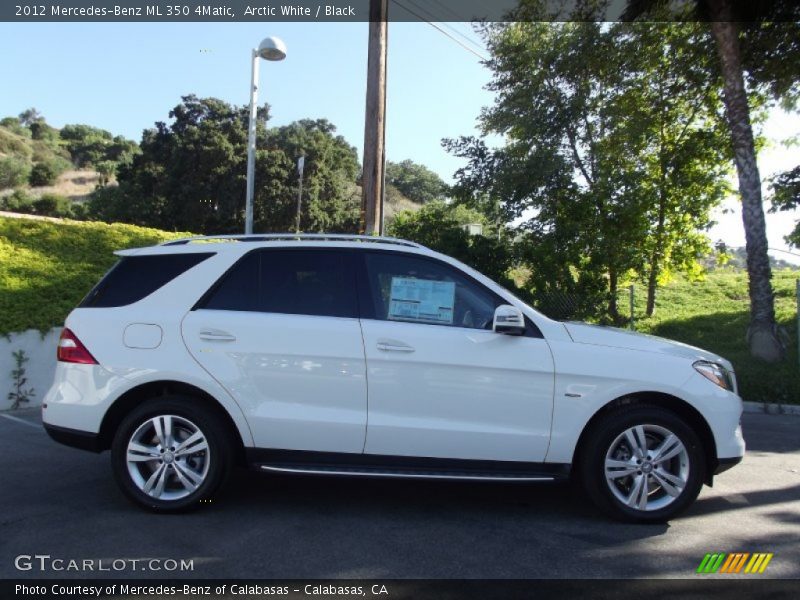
388 277 455 324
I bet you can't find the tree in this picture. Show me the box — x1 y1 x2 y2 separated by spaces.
385 159 447 204
95 96 361 234
106 95 254 232
455 22 643 321
29 120 59 142
260 119 361 233
60 124 138 168
709 4 780 361
95 160 117 187
770 165 800 246
389 200 517 288
17 108 42 127
618 23 732 316
620 0 800 361
446 22 731 322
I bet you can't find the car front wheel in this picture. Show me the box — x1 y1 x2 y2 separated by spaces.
111 397 231 512
579 404 706 523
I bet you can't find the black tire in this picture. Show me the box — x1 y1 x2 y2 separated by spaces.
111 396 233 512
578 404 706 523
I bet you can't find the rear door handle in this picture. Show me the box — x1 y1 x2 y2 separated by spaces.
376 339 415 353
199 330 237 342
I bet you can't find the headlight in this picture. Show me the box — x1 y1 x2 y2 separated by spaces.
693 360 735 391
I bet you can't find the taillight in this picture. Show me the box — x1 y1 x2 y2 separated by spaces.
57 328 98 365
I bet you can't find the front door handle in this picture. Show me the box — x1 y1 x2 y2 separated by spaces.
376 339 415 353
199 330 237 342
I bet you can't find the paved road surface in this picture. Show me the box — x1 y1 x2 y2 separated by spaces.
1 409 798 579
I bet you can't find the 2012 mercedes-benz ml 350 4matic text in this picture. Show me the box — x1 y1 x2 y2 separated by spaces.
43 234 744 521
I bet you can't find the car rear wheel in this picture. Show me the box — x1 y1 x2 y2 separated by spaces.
579 404 706 523
111 397 231 512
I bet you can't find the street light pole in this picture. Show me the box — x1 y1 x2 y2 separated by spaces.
295 155 305 233
244 49 260 235
243 36 287 235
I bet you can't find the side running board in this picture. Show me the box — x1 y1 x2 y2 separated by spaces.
255 463 563 482
247 449 571 483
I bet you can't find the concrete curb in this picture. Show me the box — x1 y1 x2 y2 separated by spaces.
743 401 800 416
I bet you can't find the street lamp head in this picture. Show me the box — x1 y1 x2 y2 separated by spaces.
257 36 287 61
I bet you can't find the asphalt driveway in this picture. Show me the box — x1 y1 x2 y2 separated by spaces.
1 408 798 579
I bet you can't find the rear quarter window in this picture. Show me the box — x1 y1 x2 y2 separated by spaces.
80 253 214 308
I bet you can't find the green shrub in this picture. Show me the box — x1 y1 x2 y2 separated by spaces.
69 202 89 220
0 156 32 190
32 193 71 217
0 216 191 334
29 159 66 187
1 188 35 212
87 185 139 222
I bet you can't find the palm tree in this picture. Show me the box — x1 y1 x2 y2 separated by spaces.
624 0 785 361
708 0 784 361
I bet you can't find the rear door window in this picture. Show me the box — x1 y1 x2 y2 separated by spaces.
81 253 214 308
199 249 358 318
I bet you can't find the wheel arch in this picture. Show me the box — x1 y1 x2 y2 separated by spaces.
98 380 247 466
573 391 718 485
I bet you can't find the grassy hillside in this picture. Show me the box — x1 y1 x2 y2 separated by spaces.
1 125 103 202
0 119 138 217
0 216 188 335
1 214 797 404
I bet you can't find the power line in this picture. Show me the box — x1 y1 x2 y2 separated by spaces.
719 245 800 260
769 247 800 258
390 0 488 61
401 0 487 56
422 0 487 53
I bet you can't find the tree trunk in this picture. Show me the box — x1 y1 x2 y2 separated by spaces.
608 269 621 324
709 0 784 362
646 189 668 317
645 263 659 318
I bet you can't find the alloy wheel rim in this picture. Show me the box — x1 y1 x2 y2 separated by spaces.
604 424 690 512
126 415 210 501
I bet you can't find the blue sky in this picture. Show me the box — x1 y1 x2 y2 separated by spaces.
1 21 798 261
0 21 494 184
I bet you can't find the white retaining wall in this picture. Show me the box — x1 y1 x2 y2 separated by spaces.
0 327 60 411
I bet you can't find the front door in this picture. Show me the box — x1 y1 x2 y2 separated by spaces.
358 251 555 462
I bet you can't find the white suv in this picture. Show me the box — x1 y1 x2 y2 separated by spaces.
43 234 744 521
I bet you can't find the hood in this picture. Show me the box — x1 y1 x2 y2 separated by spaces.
563 322 733 371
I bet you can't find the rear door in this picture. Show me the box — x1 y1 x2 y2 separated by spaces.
182 248 367 453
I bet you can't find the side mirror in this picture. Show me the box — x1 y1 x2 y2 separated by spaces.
493 304 526 336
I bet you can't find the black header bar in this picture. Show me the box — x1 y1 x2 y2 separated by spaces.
3 1 798 23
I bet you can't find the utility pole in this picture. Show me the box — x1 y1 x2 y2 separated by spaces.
361 0 388 235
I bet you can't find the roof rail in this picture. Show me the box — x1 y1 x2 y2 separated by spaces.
160 233 424 249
